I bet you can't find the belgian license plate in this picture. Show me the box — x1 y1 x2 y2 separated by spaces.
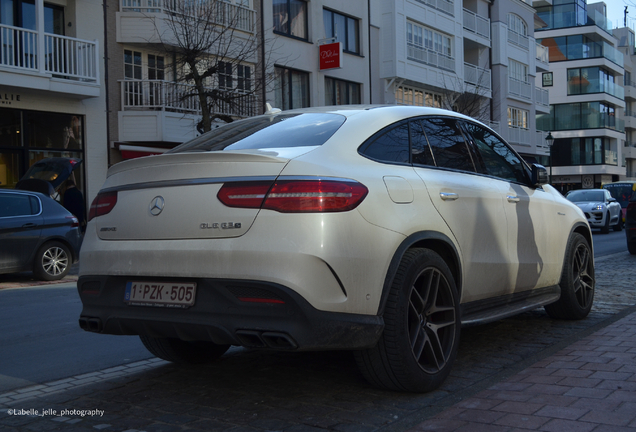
124 281 196 308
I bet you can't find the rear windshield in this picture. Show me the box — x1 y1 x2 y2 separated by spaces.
567 190 604 202
168 113 346 153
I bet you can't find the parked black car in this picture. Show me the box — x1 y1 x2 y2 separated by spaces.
0 189 82 280
626 191 636 255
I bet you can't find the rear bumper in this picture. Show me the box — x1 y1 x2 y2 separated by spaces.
78 275 384 351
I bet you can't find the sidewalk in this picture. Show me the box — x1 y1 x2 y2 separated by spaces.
408 253 636 432
408 311 636 431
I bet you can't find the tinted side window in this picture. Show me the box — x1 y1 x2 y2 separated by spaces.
410 119 435 166
420 118 475 172
360 121 410 164
0 194 39 218
463 122 528 183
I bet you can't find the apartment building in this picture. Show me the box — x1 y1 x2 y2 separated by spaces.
535 0 625 192
615 26 636 179
105 0 258 164
369 0 549 163
0 0 107 201
263 0 371 109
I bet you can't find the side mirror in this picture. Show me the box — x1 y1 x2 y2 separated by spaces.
608 197 617 203
531 163 548 186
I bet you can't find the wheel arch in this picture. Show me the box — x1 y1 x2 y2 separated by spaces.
376 231 462 316
571 222 594 257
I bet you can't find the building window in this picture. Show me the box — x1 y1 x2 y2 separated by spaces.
395 86 442 108
323 9 359 54
124 50 142 80
274 66 309 110
508 107 528 129
507 14 527 36
0 107 85 189
567 67 617 97
626 71 632 87
237 64 252 92
552 137 616 167
537 102 620 132
406 21 453 70
509 59 528 83
325 77 360 105
217 61 233 90
273 0 307 40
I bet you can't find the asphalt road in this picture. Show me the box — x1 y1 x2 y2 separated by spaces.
0 282 152 393
591 229 628 257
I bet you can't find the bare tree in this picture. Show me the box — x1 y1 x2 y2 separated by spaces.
439 67 495 124
153 0 272 132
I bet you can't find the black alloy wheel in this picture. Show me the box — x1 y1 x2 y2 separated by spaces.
355 248 460 392
545 233 594 320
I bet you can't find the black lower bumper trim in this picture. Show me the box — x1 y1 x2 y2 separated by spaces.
78 276 384 351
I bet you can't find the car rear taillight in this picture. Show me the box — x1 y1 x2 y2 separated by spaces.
88 191 118 221
218 180 368 213
217 181 273 209
66 215 79 228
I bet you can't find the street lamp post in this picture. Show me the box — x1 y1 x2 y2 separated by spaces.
546 132 554 185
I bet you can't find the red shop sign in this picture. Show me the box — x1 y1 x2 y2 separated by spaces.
319 42 343 70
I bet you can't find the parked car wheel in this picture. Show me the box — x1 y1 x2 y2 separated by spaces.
613 218 623 232
545 233 594 320
355 248 460 392
140 336 230 364
33 241 71 281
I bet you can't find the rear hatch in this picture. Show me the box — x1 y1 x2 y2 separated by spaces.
93 151 292 240
16 157 83 193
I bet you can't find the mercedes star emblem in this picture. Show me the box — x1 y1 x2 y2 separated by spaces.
149 196 165 216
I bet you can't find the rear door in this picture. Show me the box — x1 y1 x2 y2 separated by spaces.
0 192 43 271
412 117 510 303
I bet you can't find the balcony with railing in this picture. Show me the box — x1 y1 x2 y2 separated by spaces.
535 86 549 112
464 63 491 95
625 80 636 100
509 77 532 100
0 24 99 97
536 42 549 71
118 0 255 43
118 79 256 142
415 0 454 17
407 44 455 72
624 110 636 130
463 8 490 46
508 28 529 50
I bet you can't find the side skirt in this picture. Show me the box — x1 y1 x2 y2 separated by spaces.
460 285 561 327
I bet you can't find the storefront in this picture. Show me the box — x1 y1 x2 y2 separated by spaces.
0 106 85 191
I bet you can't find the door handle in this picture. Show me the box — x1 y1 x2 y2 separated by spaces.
440 192 458 201
21 223 38 228
507 195 520 203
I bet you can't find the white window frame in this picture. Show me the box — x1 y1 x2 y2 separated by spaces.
508 107 529 129
507 14 527 36
407 21 451 57
509 59 528 83
395 85 442 108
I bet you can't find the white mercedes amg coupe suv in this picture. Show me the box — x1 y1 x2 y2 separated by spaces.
78 105 594 392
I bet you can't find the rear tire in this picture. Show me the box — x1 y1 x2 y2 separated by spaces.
140 336 230 364
613 218 623 232
33 241 71 281
628 240 636 255
545 233 594 320
355 248 460 392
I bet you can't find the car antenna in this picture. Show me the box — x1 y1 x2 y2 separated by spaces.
264 103 282 115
